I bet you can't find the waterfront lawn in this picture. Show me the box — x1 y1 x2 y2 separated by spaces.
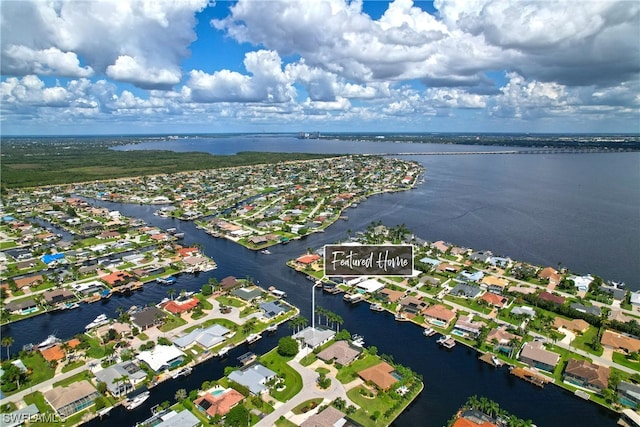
336 354 380 384
346 381 423 427
185 318 238 333
158 314 187 332
570 326 604 357
444 295 492 315
195 293 213 310
546 344 592 383
22 352 55 385
259 349 302 402
216 295 245 308
613 352 640 372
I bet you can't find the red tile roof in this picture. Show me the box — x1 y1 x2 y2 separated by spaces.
163 297 199 314
194 389 244 417
358 362 398 390
296 254 320 264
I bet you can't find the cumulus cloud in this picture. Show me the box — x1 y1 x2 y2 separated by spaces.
1 0 208 89
187 50 296 103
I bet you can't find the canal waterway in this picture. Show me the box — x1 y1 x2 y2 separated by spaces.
4 198 620 426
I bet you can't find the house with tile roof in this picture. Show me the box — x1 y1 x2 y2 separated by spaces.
423 304 456 327
358 362 399 391
317 340 362 366
564 358 610 392
480 275 509 294
43 380 99 418
194 388 244 418
601 330 640 354
519 341 560 372
538 291 566 305
479 292 508 308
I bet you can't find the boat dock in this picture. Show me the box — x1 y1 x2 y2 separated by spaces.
510 367 551 387
478 352 504 367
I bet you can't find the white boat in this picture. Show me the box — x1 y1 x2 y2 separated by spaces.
260 249 271 255
491 355 504 367
246 333 262 344
369 303 385 312
125 391 150 410
352 334 365 347
97 407 113 417
423 327 436 337
217 346 232 357
266 324 278 333
171 367 192 379
85 314 109 330
37 334 60 349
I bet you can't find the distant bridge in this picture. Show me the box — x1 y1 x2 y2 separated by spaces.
374 148 624 156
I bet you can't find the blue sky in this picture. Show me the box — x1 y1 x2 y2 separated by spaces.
1 0 638 135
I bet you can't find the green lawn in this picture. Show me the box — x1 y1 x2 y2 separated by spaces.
22 352 55 385
259 349 302 402
195 294 213 310
570 326 604 357
613 352 640 372
292 398 324 415
444 295 492 315
336 354 380 384
346 385 403 426
23 391 50 414
216 295 245 308
61 360 86 373
158 314 188 332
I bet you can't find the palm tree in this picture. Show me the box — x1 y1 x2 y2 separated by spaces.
167 287 177 301
174 388 187 402
114 374 130 397
334 314 343 332
2 335 14 360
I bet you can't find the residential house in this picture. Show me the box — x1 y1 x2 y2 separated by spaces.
378 288 404 303
570 303 601 317
538 291 566 305
220 276 239 291
480 276 509 294
564 359 610 393
43 289 75 305
630 291 640 307
617 382 640 409
553 318 590 334
453 316 484 338
571 275 594 292
399 296 427 315
469 251 492 263
231 287 264 301
296 254 321 266
511 306 536 317
459 270 484 283
601 330 640 354
422 304 456 327
131 306 167 331
228 364 277 395
3 298 38 315
519 341 560 372
293 327 336 350
479 292 508 309
43 380 99 418
301 406 347 427
436 263 460 274
358 362 399 391
259 300 291 319
94 361 146 396
173 324 231 350
136 345 185 372
539 267 562 288
41 345 65 363
487 327 519 354
101 271 133 288
163 297 200 314
317 341 362 366
194 388 245 418
450 283 482 299
13 275 43 290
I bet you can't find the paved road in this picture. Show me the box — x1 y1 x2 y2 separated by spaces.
256 350 359 427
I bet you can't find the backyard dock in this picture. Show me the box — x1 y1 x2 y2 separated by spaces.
509 367 551 388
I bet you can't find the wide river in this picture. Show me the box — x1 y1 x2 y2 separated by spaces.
3 134 638 426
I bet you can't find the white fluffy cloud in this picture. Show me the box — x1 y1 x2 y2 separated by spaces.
1 0 208 89
187 50 296 103
1 0 638 134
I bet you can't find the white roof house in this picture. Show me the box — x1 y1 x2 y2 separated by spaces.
356 278 385 294
228 364 277 395
136 345 185 372
173 324 231 350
